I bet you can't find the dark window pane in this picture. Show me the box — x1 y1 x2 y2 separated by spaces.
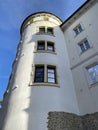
79 44 85 52
47 42 54 51
37 41 45 50
47 28 53 35
39 27 45 33
78 25 83 32
84 40 90 49
34 66 44 82
74 28 79 35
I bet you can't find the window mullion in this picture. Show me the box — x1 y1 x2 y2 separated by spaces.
45 41 47 51
44 64 47 82
45 27 47 33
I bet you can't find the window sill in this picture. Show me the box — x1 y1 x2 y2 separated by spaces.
36 32 55 37
29 82 60 87
33 51 57 55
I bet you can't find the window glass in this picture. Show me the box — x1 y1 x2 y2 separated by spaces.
33 65 57 84
47 42 54 51
87 64 98 84
39 27 45 33
47 67 56 83
34 66 44 82
47 28 53 35
79 39 90 53
37 41 45 50
74 24 83 35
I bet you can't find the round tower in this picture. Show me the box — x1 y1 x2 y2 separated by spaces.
2 12 79 130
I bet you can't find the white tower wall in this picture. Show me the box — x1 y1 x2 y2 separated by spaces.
2 13 79 130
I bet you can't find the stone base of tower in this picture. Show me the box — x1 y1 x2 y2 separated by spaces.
47 112 98 130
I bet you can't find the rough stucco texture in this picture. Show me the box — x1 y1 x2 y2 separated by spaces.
48 112 98 130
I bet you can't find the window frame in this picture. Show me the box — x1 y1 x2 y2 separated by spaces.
34 66 44 83
86 63 98 85
39 27 45 34
37 41 45 50
38 26 54 36
36 40 56 53
73 24 83 36
78 38 91 54
29 64 59 87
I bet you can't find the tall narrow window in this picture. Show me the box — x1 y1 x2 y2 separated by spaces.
47 67 56 83
34 66 44 82
87 64 98 84
47 42 54 52
37 41 45 50
38 26 54 35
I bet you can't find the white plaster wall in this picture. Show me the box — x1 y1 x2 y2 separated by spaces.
63 2 98 68
63 1 98 115
3 14 79 130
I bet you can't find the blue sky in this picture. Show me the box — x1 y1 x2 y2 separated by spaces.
0 0 86 100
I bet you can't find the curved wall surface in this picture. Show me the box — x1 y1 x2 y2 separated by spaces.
2 12 79 130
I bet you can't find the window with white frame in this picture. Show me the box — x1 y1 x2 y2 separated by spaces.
34 65 57 84
87 63 98 84
73 24 83 35
78 38 90 53
37 41 55 52
38 26 54 35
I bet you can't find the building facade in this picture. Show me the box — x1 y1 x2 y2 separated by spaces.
0 0 98 130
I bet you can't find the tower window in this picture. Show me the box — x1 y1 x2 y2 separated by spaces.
47 27 53 35
47 67 56 83
33 65 57 84
47 42 54 51
38 26 54 35
37 41 45 50
37 41 55 53
73 24 83 35
34 66 44 82
39 27 45 33
78 39 90 53
87 63 98 85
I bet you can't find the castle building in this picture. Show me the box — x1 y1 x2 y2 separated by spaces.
0 0 98 130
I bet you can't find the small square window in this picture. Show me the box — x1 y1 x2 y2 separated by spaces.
47 27 53 35
33 65 57 84
74 24 83 35
78 39 90 53
37 41 45 50
87 64 98 84
47 42 54 51
39 27 45 33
